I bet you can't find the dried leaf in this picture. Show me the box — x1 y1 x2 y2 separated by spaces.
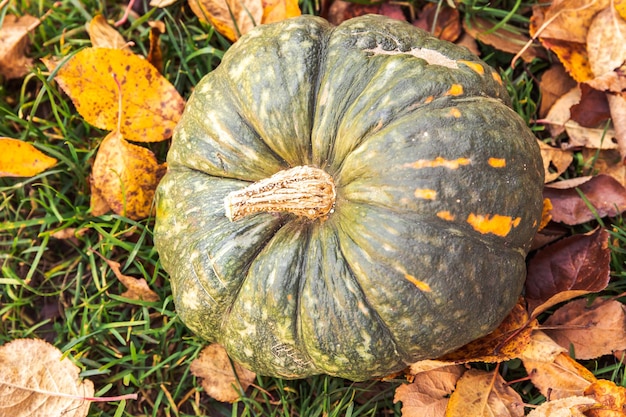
87 15 130 50
437 301 535 364
413 3 461 43
190 344 256 403
543 175 626 225
584 379 626 417
188 0 263 42
326 1 406 26
91 131 166 220
524 352 597 400
542 86 581 137
538 63 578 118
45 47 184 142
570 84 611 128
525 228 610 317
526 396 597 417
587 7 626 80
0 14 40 79
538 141 574 183
147 21 166 72
581 149 626 186
0 338 94 417
150 0 178 7
393 365 464 417
544 298 626 360
463 16 546 63
606 93 626 163
96 253 160 302
520 331 567 363
0 138 57 177
261 0 300 25
445 369 525 417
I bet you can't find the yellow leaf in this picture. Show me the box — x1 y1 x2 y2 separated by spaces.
45 48 184 142
0 138 57 177
261 0 301 24
91 131 166 220
188 0 263 42
87 15 130 50
190 344 256 403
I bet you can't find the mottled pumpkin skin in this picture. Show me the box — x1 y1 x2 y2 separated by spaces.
154 15 544 381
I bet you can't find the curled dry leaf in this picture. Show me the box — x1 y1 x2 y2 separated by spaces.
538 140 573 183
91 131 167 220
584 379 626 417
0 14 40 79
147 21 166 72
188 0 263 42
526 396 598 417
190 344 256 403
393 365 464 417
413 3 461 43
519 331 567 363
586 7 626 91
543 175 626 225
0 138 57 177
97 254 159 302
525 227 610 317
326 1 406 26
445 369 525 417
44 47 184 143
0 338 94 417
570 84 611 128
544 298 626 360
538 63 577 118
87 15 130 50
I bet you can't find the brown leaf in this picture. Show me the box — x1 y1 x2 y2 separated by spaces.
91 131 166 220
584 379 626 417
520 330 567 363
526 396 597 417
94 250 160 301
543 175 626 225
0 138 57 177
413 3 461 43
463 16 546 63
0 14 40 79
538 63 578 118
570 84 611 128
538 140 574 183
581 149 626 186
525 228 610 317
147 21 166 72
0 338 94 417
190 344 256 403
544 298 626 360
326 1 406 26
188 0 263 42
606 93 626 163
445 369 525 417
393 365 464 417
87 15 130 50
587 7 626 81
437 301 535 364
45 47 184 142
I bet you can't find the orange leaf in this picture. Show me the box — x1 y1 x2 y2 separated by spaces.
261 0 300 24
584 379 626 417
188 0 263 42
0 138 57 177
91 131 166 220
45 47 184 142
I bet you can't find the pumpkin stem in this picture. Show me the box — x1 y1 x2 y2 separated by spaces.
224 165 336 221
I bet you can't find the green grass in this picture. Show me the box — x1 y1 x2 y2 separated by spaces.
2 0 626 415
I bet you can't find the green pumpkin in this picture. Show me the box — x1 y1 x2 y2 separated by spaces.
154 14 544 381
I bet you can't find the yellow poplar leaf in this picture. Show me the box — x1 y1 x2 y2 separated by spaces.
188 0 263 42
445 369 525 417
45 48 184 142
87 15 130 50
190 344 256 403
0 14 40 79
261 0 301 24
0 138 57 177
0 338 94 417
91 131 166 220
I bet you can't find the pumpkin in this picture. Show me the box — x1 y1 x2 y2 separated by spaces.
154 14 544 381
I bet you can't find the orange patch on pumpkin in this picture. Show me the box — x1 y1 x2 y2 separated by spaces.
467 213 521 237
407 156 470 170
488 158 506 168
424 95 435 104
414 188 437 200
492 71 503 85
445 84 464 96
449 108 462 118
436 211 455 221
404 274 432 292
458 60 485 75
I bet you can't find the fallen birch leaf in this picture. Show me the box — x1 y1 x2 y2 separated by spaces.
87 15 130 50
188 0 263 42
519 331 567 363
526 396 597 417
525 227 610 317
0 14 40 79
91 131 166 220
544 298 626 360
445 369 525 417
0 338 94 417
45 48 184 143
538 140 573 183
190 344 256 403
524 351 597 400
0 138 57 177
394 365 464 417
